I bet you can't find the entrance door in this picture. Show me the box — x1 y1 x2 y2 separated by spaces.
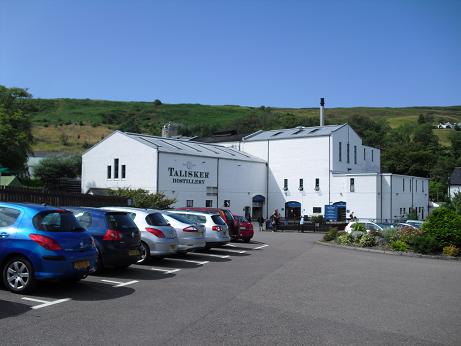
285 201 301 221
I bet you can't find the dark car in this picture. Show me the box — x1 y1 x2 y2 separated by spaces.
68 208 141 273
175 207 240 240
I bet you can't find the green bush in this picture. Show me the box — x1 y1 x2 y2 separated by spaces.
390 240 408 252
358 233 376 247
383 228 398 243
397 226 423 245
442 245 460 257
109 188 176 209
336 233 353 246
413 235 440 254
352 222 367 233
323 229 337 241
422 208 461 247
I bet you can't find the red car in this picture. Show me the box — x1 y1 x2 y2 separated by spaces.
232 214 254 243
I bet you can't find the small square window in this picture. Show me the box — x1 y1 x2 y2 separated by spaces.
186 200 193 207
224 200 231 207
313 207 321 213
206 200 213 208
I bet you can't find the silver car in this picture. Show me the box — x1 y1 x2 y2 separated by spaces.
102 207 178 263
161 212 206 253
168 211 230 248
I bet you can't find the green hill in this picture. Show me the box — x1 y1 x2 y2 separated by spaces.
25 98 461 153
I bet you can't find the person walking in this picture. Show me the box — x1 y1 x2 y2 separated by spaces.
271 209 281 232
257 215 265 231
298 215 304 232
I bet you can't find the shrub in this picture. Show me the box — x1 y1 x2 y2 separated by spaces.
358 233 376 247
390 240 408 252
323 229 337 241
413 235 440 254
397 226 423 245
383 228 398 243
109 188 176 209
442 245 460 257
352 223 367 233
336 233 353 246
422 208 461 247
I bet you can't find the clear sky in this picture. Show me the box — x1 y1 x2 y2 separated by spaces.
1 0 460 108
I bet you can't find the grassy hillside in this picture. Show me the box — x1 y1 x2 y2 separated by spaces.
25 98 461 153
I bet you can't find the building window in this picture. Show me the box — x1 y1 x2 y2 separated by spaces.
114 158 119 179
313 207 321 214
350 178 355 192
339 142 342 162
363 147 366 160
422 181 425 192
416 180 418 192
410 180 412 192
107 165 111 179
403 179 405 192
347 143 350 163
283 179 288 191
224 200 231 207
371 150 374 162
299 178 304 191
121 165 126 179
315 178 320 191
186 200 194 207
206 200 213 207
354 145 357 164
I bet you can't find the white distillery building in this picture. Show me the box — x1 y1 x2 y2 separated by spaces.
82 125 429 222
81 131 267 217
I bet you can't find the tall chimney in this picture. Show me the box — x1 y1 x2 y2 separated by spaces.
320 98 325 126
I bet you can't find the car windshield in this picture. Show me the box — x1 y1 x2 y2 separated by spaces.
33 210 85 232
211 215 226 225
106 212 138 231
145 213 169 226
167 213 194 224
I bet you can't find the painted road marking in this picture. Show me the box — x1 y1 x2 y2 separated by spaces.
166 258 209 265
22 297 71 310
214 248 246 254
150 268 181 274
223 244 237 247
101 279 139 287
189 252 230 259
253 244 269 250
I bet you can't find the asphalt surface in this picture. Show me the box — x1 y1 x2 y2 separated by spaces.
1 232 460 345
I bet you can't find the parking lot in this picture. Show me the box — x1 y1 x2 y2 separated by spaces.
1 232 461 345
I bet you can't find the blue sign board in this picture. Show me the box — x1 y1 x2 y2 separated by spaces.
324 205 337 221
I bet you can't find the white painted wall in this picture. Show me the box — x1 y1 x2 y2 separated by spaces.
449 185 461 198
82 132 158 193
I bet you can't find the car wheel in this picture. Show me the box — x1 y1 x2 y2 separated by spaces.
243 237 251 243
2 257 37 293
137 242 150 264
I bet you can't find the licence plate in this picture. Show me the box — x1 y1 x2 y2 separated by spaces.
74 260 90 270
129 249 140 256
170 244 176 250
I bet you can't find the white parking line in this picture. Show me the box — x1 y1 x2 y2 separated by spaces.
100 279 139 287
22 297 71 310
166 258 209 265
189 252 230 259
215 248 246 254
253 244 269 250
223 244 237 247
150 268 181 274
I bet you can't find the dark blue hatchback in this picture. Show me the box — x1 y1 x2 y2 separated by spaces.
0 203 97 293
67 208 141 273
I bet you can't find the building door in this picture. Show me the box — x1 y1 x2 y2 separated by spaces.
252 195 265 219
285 201 301 221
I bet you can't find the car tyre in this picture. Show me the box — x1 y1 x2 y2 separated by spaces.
2 256 37 294
243 237 251 243
137 241 150 264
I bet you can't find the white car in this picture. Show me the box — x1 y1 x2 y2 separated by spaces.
344 221 385 233
102 207 178 263
161 212 206 253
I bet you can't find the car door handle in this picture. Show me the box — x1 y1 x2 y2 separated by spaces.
0 232 9 238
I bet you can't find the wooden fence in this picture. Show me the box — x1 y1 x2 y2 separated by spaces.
0 186 129 207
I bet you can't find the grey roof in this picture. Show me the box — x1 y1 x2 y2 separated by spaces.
449 167 461 185
193 131 248 143
242 124 345 142
123 132 265 163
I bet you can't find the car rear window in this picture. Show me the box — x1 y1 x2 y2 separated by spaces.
0 207 21 227
167 213 194 224
33 211 84 232
106 212 138 231
72 211 93 229
145 213 169 226
211 215 226 225
177 214 207 224
222 210 234 223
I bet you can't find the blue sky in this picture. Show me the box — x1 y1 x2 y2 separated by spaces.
1 0 460 107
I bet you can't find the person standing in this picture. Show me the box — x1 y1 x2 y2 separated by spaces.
298 215 304 232
257 215 265 231
271 209 280 232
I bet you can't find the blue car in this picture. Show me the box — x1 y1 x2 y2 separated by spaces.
0 203 97 293
67 207 141 273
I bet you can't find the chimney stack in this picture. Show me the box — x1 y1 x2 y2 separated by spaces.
320 98 325 126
